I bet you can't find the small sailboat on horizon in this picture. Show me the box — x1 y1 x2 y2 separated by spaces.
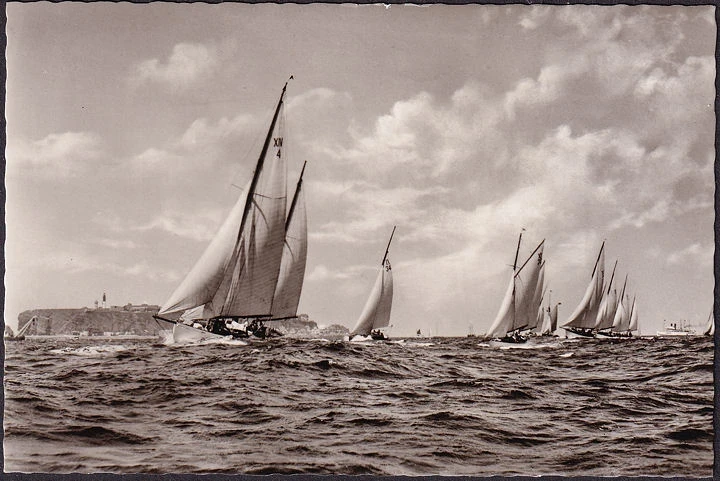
154 79 308 342
349 226 396 341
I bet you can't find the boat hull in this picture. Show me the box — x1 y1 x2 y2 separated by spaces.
596 331 633 338
562 328 596 339
656 330 694 337
173 323 225 343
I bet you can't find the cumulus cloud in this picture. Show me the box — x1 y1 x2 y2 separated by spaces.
667 242 713 267
305 263 373 282
131 43 218 91
7 131 105 178
96 238 139 249
130 113 258 174
133 211 225 242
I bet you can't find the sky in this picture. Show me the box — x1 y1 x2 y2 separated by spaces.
4 3 716 336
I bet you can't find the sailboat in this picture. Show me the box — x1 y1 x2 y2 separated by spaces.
349 226 396 341
154 78 308 342
704 311 715 336
538 291 560 337
4 325 24 341
485 232 545 344
561 241 605 338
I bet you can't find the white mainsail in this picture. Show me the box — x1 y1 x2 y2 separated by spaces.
594 260 618 330
158 81 291 321
610 276 630 332
562 242 605 330
704 311 715 336
486 239 545 338
549 303 559 333
271 163 308 320
628 297 638 332
350 227 396 337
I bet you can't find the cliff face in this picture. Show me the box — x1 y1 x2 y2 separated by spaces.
17 309 164 335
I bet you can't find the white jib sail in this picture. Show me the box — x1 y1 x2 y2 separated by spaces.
486 273 516 339
272 176 308 319
214 111 288 317
563 244 605 329
350 259 394 336
158 180 251 317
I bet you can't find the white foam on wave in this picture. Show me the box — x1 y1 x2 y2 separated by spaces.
406 342 434 347
559 352 574 358
199 337 248 346
50 345 130 356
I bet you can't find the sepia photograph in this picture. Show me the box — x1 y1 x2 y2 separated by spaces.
3 2 715 476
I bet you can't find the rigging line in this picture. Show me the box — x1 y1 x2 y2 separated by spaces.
514 239 545 278
254 193 287 200
285 161 307 232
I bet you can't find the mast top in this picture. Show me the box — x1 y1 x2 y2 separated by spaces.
382 226 397 266
590 240 606 279
282 75 294 94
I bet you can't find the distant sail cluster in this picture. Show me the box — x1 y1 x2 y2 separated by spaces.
484 236 640 344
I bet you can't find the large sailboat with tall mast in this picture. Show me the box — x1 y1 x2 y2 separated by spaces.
349 226 396 341
561 241 605 338
485 232 545 344
154 78 308 342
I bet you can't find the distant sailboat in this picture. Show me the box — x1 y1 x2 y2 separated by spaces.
538 290 560 337
349 226 396 341
561 241 605 338
704 311 715 336
4 324 24 341
485 232 545 343
154 78 306 342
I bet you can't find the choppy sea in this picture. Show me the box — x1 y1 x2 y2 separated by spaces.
3 334 714 476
